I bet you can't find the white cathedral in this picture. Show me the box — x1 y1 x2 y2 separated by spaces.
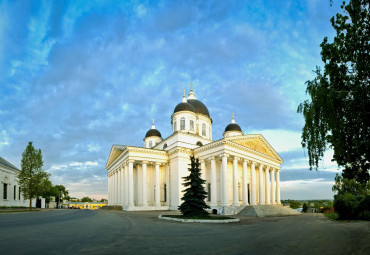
106 86 283 214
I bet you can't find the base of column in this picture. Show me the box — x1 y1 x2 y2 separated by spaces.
242 202 249 206
232 203 240 206
271 202 276 205
220 203 229 206
155 203 161 207
266 202 271 205
210 203 217 207
251 202 257 205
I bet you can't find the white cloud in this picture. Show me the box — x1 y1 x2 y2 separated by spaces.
249 129 302 153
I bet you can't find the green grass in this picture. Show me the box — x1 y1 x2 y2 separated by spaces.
0 209 40 213
325 212 339 220
161 215 234 220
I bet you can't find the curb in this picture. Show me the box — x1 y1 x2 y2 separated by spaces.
158 215 240 223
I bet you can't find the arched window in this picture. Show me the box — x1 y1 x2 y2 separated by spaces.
173 118 177 131
149 141 152 148
196 141 203 146
163 143 167 149
190 120 194 131
180 117 185 130
202 124 206 136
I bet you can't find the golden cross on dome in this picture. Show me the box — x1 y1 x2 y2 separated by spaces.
190 82 193 91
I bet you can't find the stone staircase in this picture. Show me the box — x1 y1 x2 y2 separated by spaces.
238 204 301 217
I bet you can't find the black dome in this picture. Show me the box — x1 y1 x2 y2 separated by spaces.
225 123 242 132
174 102 195 113
187 99 210 117
145 129 162 138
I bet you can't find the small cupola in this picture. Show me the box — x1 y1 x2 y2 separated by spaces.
174 90 196 114
144 119 162 148
223 113 243 138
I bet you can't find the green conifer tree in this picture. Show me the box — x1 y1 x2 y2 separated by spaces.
178 156 210 217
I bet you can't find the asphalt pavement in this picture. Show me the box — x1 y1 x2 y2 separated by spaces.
0 209 369 255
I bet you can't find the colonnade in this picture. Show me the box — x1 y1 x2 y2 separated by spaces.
201 154 281 206
108 160 168 207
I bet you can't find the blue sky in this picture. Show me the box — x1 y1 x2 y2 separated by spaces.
0 0 343 200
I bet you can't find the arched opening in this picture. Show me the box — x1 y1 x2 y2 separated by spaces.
196 141 203 146
173 118 177 131
149 141 152 148
180 117 185 130
202 124 206 136
163 143 167 149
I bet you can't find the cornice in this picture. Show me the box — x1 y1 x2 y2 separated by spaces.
168 147 193 156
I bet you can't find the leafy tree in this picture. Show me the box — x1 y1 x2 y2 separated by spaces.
289 200 302 209
18 142 49 210
297 0 370 184
302 203 308 213
178 156 210 217
81 196 93 202
54 184 69 207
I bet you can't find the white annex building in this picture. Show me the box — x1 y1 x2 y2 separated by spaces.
106 86 282 214
0 157 45 208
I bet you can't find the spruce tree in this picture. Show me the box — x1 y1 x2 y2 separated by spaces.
178 156 210 217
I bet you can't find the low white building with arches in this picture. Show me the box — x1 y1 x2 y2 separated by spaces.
0 157 44 208
106 86 283 214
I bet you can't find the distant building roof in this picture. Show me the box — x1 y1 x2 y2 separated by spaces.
0 157 20 171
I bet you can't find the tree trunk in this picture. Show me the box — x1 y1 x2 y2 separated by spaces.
29 194 32 210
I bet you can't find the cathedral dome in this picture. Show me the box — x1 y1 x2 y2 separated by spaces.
223 113 243 138
145 128 162 138
224 123 242 132
187 99 210 118
145 119 162 138
174 102 195 113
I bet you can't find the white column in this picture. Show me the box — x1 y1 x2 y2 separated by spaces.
210 156 217 206
251 161 256 205
115 169 118 206
276 170 281 204
117 167 121 206
142 161 148 207
113 171 116 205
165 164 170 206
108 173 111 205
155 163 160 207
259 164 265 205
232 157 239 206
200 159 206 183
221 154 228 206
120 165 124 206
242 159 248 205
200 159 206 202
124 163 128 206
271 169 276 204
128 160 134 206
265 166 271 204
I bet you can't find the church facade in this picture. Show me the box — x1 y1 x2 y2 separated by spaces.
105 86 283 214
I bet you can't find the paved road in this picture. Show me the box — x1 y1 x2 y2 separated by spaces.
1 209 369 255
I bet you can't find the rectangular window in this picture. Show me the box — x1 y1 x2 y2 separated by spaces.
14 185 16 200
19 187 21 200
180 117 185 130
173 120 177 131
3 183 8 200
190 120 194 131
202 124 206 136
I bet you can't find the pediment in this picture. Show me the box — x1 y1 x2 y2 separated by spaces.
227 135 282 162
105 145 126 169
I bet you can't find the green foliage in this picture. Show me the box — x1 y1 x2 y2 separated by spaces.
297 0 370 184
178 156 210 217
288 200 302 209
81 196 93 202
325 212 339 220
333 174 370 220
302 203 308 213
18 142 49 210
